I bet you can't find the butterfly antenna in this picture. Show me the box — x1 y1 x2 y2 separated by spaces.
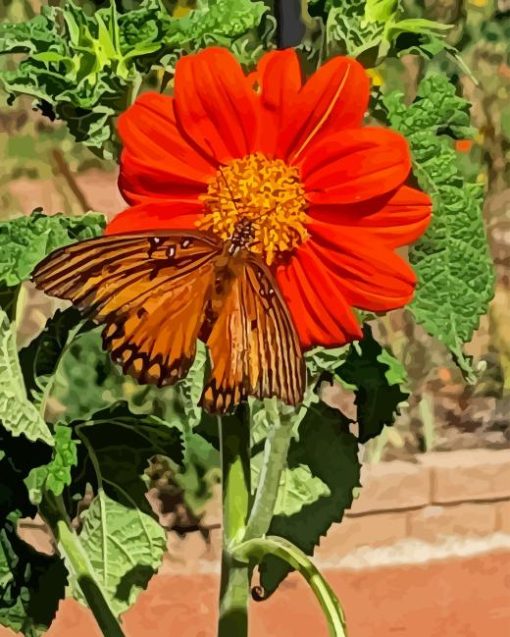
218 166 243 215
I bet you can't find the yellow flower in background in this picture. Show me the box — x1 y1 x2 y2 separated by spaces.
366 68 384 87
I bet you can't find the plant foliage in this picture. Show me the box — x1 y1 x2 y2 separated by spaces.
385 76 495 376
0 0 496 634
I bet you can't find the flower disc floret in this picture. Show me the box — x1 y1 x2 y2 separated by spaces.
198 152 309 265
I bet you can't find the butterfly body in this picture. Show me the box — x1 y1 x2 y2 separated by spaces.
32 221 306 413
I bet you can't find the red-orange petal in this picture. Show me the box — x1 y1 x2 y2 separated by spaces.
276 248 362 349
308 221 417 312
300 128 411 205
105 201 202 235
254 49 302 155
309 185 432 248
117 93 216 205
278 56 369 163
174 47 259 164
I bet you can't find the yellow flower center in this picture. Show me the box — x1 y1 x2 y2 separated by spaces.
198 152 309 265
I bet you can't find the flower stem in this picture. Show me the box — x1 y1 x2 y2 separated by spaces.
244 400 296 541
217 412 251 637
233 536 348 637
40 491 126 637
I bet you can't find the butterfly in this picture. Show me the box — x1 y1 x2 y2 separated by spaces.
32 218 306 413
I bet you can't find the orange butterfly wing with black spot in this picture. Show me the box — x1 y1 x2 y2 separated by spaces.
200 257 305 413
33 232 306 412
33 232 221 386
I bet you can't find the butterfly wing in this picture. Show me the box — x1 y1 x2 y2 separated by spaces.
200 256 305 413
33 232 221 386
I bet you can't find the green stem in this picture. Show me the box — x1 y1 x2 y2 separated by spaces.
126 74 142 107
40 491 126 637
233 536 348 637
217 412 251 637
244 401 293 541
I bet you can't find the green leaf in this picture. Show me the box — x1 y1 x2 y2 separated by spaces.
384 76 495 377
325 0 455 66
0 429 52 520
19 307 86 406
337 325 408 443
259 401 360 596
78 492 166 616
175 431 220 516
22 424 79 506
365 0 399 23
168 0 267 47
174 340 209 427
0 309 53 446
0 211 105 288
1 0 269 153
0 9 60 54
305 345 350 377
45 425 79 497
73 402 184 514
0 520 67 636
251 460 330 517
326 0 387 60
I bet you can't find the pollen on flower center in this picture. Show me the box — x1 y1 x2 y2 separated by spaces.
197 152 309 265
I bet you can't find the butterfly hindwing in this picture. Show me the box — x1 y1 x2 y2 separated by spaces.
200 257 305 413
34 232 306 410
33 232 221 386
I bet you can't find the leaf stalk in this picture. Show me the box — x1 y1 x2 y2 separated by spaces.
40 491 127 637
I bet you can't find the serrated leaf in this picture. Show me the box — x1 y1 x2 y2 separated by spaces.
22 425 79 505
0 211 105 288
73 402 184 515
251 460 330 517
385 76 495 377
78 492 166 616
326 0 455 66
167 0 267 46
305 345 350 377
1 0 269 153
337 325 408 443
45 425 79 497
19 307 86 406
175 340 209 427
0 309 53 446
259 401 360 596
0 520 67 636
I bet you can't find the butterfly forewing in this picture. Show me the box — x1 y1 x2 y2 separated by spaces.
33 232 221 386
200 257 305 413
33 230 306 412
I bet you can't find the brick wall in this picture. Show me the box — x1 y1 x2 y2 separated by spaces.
316 449 510 557
17 449 510 570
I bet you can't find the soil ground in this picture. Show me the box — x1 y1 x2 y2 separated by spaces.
2 550 509 637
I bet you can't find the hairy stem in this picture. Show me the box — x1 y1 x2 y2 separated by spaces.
40 491 126 637
217 412 251 637
244 401 294 541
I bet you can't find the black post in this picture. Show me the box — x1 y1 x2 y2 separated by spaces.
275 0 305 48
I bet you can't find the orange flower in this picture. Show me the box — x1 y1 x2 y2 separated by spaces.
455 139 473 153
106 47 431 349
